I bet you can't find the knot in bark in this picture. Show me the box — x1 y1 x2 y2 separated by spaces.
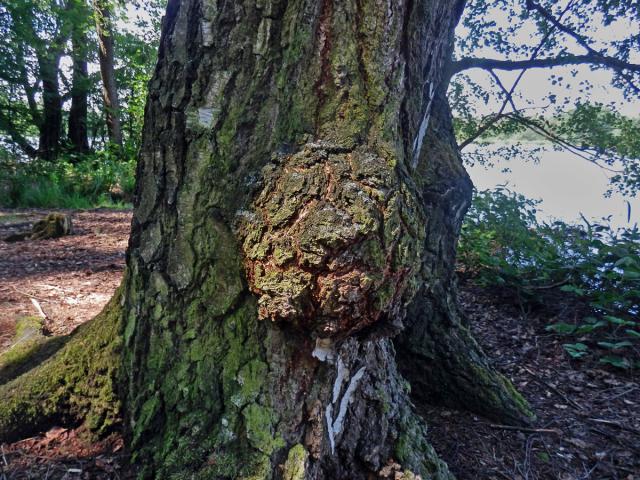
239 142 425 338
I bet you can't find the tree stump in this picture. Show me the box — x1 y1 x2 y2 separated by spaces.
3 213 73 242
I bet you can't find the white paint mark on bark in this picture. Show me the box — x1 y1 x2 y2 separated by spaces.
325 361 367 454
325 403 335 453
312 338 335 363
332 366 366 436
332 357 347 404
198 107 214 127
411 83 436 169
201 21 214 47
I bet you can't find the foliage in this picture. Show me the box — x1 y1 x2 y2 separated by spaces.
458 188 640 369
0 0 161 157
450 0 640 195
0 146 136 208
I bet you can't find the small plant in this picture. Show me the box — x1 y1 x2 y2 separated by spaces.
0 145 136 209
458 188 640 369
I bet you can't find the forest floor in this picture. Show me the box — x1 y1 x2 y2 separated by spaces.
0 209 638 480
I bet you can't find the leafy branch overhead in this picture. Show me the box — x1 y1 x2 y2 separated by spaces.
450 0 640 194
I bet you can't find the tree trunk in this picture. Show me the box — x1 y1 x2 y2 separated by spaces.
93 0 122 147
121 0 532 478
68 29 90 154
37 53 63 160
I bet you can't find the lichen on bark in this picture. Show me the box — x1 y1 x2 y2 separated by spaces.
238 141 425 338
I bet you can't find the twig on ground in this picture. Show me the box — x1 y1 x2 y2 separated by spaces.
588 418 640 435
487 424 562 435
10 285 43 301
30 298 48 320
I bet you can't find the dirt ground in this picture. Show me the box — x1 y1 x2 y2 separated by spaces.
424 287 639 480
0 208 638 479
0 209 130 352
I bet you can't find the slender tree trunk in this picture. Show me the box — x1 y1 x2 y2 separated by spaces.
93 0 122 147
121 0 532 478
37 53 63 160
68 29 90 154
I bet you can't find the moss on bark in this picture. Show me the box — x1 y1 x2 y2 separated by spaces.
0 317 68 386
0 289 122 442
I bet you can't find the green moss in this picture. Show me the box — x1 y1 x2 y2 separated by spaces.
0 317 66 386
0 288 123 442
30 213 73 240
242 403 284 454
283 444 307 480
394 413 454 480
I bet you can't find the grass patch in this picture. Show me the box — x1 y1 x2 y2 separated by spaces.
0 148 136 209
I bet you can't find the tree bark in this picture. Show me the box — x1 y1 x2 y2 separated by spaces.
121 0 531 478
93 0 122 147
68 28 90 154
37 53 63 160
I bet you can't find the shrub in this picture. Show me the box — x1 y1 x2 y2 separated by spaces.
458 188 640 369
0 145 136 208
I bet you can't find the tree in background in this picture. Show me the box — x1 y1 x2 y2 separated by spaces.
93 0 122 147
68 0 93 153
0 0 161 161
0 0 74 159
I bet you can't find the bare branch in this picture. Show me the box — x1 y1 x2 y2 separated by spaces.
450 54 640 76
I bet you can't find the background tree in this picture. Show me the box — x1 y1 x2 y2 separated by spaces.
93 0 122 147
0 0 74 159
68 0 92 153
0 0 160 161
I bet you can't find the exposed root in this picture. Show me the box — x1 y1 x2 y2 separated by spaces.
396 287 535 427
0 316 68 386
0 289 122 443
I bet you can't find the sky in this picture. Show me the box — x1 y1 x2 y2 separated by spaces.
468 146 640 229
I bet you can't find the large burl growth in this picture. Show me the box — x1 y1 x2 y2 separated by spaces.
240 142 425 338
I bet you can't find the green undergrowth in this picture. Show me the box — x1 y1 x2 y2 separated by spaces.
458 188 640 369
0 288 123 442
0 147 136 208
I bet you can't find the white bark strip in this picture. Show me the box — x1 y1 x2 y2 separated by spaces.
326 363 367 454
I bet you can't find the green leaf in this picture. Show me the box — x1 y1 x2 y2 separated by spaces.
563 343 589 359
597 341 633 350
599 356 631 369
560 284 584 296
546 323 576 334
604 315 637 327
625 329 640 339
575 321 607 334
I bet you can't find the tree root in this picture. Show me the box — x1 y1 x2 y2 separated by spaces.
0 289 122 443
396 287 535 426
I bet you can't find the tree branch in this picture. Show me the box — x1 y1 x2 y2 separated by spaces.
451 54 640 76
524 0 640 94
0 107 38 158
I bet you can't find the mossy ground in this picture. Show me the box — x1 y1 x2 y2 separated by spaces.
0 316 69 386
